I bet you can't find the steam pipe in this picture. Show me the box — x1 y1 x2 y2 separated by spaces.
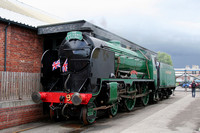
4 22 10 71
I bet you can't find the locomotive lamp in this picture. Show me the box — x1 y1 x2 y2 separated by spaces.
71 92 82 105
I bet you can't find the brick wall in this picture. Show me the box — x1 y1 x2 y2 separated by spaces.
0 22 43 73
0 104 47 130
0 21 45 129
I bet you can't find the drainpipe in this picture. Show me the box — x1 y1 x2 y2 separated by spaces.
4 22 10 71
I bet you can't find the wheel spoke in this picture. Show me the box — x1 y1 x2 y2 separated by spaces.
109 103 118 117
81 102 97 125
124 83 136 111
142 84 149 106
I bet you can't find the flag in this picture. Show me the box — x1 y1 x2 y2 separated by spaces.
52 59 60 71
62 59 68 72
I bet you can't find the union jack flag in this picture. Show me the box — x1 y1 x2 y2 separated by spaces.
62 59 68 72
52 59 60 71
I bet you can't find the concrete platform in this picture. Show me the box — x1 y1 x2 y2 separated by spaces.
1 88 200 133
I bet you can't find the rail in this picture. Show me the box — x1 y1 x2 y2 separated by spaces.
0 71 41 101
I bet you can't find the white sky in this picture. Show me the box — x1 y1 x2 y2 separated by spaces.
18 0 200 67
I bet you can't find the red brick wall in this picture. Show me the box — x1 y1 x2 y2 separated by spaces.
0 22 45 129
0 104 47 130
0 22 43 73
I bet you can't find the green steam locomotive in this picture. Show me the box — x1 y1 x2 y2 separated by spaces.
32 30 176 125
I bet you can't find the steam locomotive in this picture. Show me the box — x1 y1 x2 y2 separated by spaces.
32 31 176 125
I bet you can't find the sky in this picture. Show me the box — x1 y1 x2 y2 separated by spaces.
18 0 200 68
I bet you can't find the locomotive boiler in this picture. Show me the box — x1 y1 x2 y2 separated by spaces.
32 31 176 124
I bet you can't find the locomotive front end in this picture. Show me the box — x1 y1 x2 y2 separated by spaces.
32 31 98 122
58 31 93 93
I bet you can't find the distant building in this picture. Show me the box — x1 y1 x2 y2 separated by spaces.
175 65 200 84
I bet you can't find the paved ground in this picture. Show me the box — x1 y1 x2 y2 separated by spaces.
2 87 200 133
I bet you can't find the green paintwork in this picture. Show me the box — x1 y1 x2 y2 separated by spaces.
101 78 134 85
93 78 135 96
109 40 121 47
159 63 176 88
109 103 118 116
66 31 83 41
125 98 135 111
108 82 118 104
106 42 147 76
148 55 157 87
87 102 97 123
91 40 175 105
141 84 149 106
124 83 136 111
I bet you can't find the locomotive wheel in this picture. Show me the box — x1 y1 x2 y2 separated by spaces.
124 84 136 111
158 92 163 100
108 103 118 117
81 102 97 125
142 84 149 106
149 91 158 104
165 90 169 99
124 98 136 111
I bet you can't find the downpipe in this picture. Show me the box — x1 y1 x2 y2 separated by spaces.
4 22 10 71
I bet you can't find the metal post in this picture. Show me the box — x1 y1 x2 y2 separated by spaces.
184 69 187 83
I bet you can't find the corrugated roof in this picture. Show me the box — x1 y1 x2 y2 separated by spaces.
0 0 63 28
0 7 48 27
